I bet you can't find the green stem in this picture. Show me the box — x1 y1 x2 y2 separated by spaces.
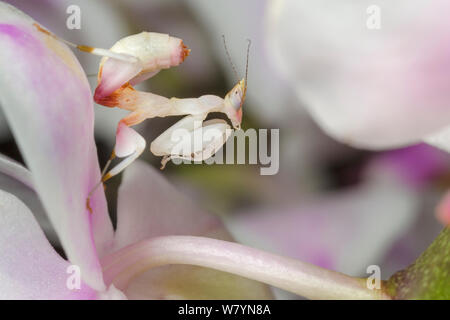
385 228 450 299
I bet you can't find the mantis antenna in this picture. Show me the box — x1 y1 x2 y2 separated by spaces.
222 35 239 82
245 39 251 92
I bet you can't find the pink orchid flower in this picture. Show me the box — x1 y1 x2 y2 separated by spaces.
0 2 389 300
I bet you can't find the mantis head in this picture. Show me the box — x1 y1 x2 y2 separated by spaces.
221 37 250 130
224 78 246 129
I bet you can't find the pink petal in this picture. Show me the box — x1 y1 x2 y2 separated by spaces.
0 3 112 289
368 144 450 188
0 189 97 299
267 0 450 149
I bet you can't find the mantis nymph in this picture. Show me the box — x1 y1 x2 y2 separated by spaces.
91 33 250 181
33 23 250 208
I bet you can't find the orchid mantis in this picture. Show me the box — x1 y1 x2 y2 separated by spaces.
34 23 249 207
89 32 249 181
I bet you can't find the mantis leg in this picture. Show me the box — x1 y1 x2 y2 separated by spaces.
102 86 226 119
102 122 146 182
94 56 144 101
86 110 148 210
150 115 233 169
86 119 146 212
33 23 145 99
102 109 149 182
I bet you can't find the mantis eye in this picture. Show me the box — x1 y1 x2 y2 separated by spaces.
228 87 244 110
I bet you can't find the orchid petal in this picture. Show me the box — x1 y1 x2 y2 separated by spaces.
367 144 449 188
0 189 96 299
0 153 58 243
0 3 112 290
425 125 450 153
267 0 450 149
112 160 272 299
0 153 32 187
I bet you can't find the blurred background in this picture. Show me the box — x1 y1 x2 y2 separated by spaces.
1 0 448 299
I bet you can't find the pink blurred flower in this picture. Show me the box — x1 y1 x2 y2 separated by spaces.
267 0 450 152
437 192 450 226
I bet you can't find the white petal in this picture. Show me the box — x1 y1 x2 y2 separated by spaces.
0 153 58 243
425 125 450 153
267 0 450 149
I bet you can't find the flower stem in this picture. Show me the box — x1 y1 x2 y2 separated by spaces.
101 235 389 300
